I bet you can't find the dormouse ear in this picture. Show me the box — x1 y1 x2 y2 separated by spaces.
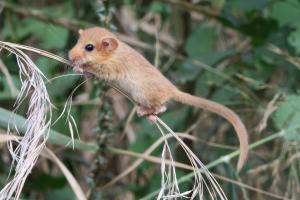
99 37 118 52
78 29 83 35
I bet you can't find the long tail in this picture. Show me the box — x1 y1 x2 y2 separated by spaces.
173 90 248 171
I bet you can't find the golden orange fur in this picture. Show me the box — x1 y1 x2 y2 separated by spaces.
69 27 248 171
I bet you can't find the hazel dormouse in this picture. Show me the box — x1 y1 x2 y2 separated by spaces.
69 27 248 171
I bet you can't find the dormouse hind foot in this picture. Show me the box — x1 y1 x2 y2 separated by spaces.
154 106 167 115
136 106 166 116
136 106 166 123
147 114 158 123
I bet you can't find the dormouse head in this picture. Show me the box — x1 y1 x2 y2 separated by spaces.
68 27 119 72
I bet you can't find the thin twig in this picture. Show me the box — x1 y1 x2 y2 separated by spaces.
269 44 300 70
102 132 198 189
104 127 240 190
255 93 282 134
120 106 137 143
42 148 87 200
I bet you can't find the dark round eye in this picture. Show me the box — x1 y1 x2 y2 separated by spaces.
85 44 94 51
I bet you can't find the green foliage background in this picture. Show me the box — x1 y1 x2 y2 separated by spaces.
0 0 300 199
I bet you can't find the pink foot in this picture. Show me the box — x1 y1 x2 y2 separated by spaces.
154 106 166 115
147 115 157 123
136 106 167 123
136 106 154 117
136 106 167 116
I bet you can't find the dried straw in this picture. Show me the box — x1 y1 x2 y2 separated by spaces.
0 41 69 199
155 117 227 200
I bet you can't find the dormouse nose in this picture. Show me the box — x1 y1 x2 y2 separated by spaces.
68 48 82 61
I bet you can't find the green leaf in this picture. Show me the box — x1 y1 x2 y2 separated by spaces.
271 0 300 53
25 174 66 191
0 75 20 100
35 57 55 78
22 19 69 49
174 61 200 83
271 0 300 27
273 95 300 141
48 74 80 97
150 2 168 13
211 0 226 9
288 24 300 54
0 76 14 100
185 24 216 58
46 186 76 200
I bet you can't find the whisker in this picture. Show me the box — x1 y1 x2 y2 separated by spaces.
53 78 90 148
47 73 82 83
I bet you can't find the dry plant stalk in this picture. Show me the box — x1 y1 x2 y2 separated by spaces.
0 41 70 200
0 134 86 200
154 117 227 200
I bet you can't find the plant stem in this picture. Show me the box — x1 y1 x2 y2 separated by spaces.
206 130 285 169
0 41 70 65
0 107 97 152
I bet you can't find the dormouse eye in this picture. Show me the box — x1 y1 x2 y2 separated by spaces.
85 44 94 51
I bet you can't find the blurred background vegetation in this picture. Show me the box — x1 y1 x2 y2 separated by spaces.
0 0 300 199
